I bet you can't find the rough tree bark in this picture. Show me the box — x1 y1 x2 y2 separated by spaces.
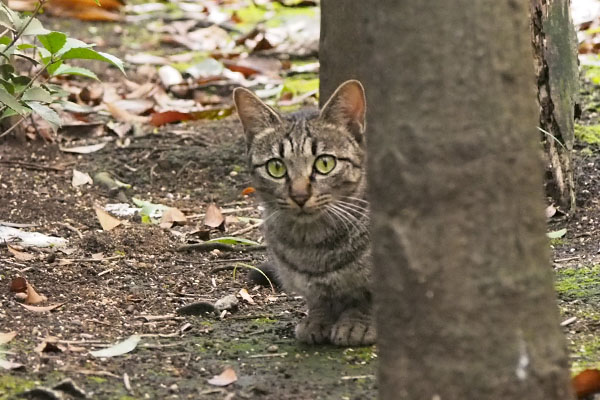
320 1 575 399
531 0 578 210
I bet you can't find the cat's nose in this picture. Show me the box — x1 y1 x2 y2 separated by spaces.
290 178 311 207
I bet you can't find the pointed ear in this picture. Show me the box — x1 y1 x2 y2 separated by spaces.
233 87 282 142
319 80 366 138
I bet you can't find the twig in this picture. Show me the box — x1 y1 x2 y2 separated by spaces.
0 221 38 228
57 222 84 238
176 242 266 253
0 115 27 138
59 255 124 263
248 352 288 358
554 256 580 263
0 160 67 171
340 375 376 381
228 221 262 236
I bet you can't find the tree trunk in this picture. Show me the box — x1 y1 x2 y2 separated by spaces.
531 0 578 210
320 1 575 399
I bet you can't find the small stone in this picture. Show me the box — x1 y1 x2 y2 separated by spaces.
214 294 239 312
266 345 279 353
169 384 179 392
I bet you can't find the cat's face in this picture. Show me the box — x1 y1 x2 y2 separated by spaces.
234 80 367 221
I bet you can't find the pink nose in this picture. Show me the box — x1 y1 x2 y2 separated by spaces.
289 178 311 207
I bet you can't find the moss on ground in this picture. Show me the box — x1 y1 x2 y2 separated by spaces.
555 265 600 301
0 375 37 400
575 124 600 145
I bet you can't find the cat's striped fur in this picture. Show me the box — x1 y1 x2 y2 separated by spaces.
233 81 374 346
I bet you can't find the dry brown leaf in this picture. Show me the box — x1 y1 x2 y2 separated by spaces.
60 142 107 154
72 169 93 187
573 369 600 399
150 111 192 127
105 102 151 124
20 303 64 312
204 204 225 228
241 187 255 196
25 282 47 305
7 245 35 261
207 367 238 386
0 331 17 345
239 288 255 305
160 208 187 228
9 277 27 293
94 207 123 231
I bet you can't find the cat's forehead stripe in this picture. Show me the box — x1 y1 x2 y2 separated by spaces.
253 127 276 143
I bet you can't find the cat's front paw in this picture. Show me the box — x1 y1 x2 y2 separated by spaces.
330 312 375 346
295 317 332 344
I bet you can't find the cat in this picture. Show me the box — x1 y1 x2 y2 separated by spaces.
233 80 374 346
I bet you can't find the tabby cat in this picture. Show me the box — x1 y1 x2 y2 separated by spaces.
233 80 374 346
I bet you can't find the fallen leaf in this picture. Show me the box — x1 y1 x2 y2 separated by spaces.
125 53 169 65
10 277 27 293
0 331 17 345
111 99 154 115
20 303 64 312
241 187 255 196
35 337 64 354
94 207 123 231
545 205 557 219
207 367 238 386
72 169 93 187
573 369 600 399
90 335 141 358
204 204 224 228
0 226 67 248
60 142 107 154
25 282 47 305
7 245 35 261
239 288 255 304
160 207 187 228
105 102 151 124
158 65 184 87
150 111 193 127
547 228 567 239
0 359 24 370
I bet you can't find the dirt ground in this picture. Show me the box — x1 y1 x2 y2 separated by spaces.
2 3 600 399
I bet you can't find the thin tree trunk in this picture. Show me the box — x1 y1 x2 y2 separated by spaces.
320 1 575 399
531 0 578 210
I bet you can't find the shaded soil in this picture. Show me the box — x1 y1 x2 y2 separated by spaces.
0 117 376 400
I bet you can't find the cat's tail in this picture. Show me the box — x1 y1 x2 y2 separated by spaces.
247 262 282 290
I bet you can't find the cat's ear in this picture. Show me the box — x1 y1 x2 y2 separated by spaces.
233 88 282 142
319 80 366 138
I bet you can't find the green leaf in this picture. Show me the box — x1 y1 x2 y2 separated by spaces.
61 47 125 74
26 101 61 131
0 107 17 120
0 4 19 31
94 0 101 5
0 86 30 115
11 75 32 93
46 60 63 76
547 228 567 239
0 78 14 94
51 64 98 80
37 31 67 54
44 84 70 97
0 36 10 46
22 87 53 103
205 237 260 246
16 43 36 50
0 64 15 78
18 18 50 36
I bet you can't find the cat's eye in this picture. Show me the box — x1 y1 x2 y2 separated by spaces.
266 158 287 178
314 155 336 175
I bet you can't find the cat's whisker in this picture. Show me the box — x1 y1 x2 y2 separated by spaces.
340 196 370 205
330 204 368 233
325 205 352 233
335 200 370 216
329 204 364 233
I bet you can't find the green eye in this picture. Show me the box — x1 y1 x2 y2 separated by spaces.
266 159 287 178
314 155 336 175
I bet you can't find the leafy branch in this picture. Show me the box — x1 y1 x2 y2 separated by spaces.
0 1 124 137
